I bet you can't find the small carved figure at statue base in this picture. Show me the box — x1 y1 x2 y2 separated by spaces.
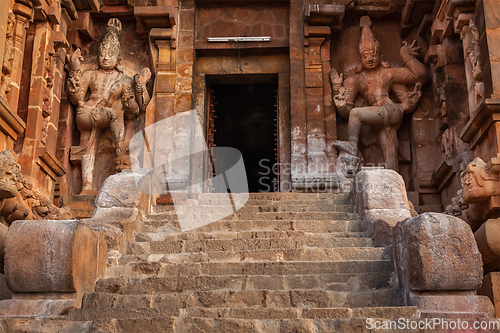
336 151 361 192
66 18 151 195
330 16 428 172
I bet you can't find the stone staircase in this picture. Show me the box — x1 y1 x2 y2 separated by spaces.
62 192 423 332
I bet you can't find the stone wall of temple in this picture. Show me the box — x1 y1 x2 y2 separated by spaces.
0 0 497 228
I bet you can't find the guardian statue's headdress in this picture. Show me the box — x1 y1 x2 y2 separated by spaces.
359 16 379 54
99 18 122 56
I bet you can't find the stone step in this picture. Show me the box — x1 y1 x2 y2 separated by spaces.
148 211 359 222
244 198 351 205
117 246 388 266
95 269 396 292
77 288 402 314
70 305 415 322
141 219 363 233
64 316 402 333
101 260 392 281
153 202 353 214
135 230 367 242
159 192 349 201
127 236 375 255
0 318 93 333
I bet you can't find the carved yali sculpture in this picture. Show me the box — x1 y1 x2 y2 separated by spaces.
461 157 500 203
66 18 151 195
330 16 428 172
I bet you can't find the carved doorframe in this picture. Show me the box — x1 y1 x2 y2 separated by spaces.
193 54 291 192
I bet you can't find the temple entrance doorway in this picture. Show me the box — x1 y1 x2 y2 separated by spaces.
206 75 279 193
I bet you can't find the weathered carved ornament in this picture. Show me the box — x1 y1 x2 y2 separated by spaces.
0 12 15 100
461 157 500 203
0 150 72 225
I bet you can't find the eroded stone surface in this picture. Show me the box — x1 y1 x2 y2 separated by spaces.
353 168 412 246
393 212 482 292
4 220 103 294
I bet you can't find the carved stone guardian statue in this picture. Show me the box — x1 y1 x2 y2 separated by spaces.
66 18 151 195
330 16 428 172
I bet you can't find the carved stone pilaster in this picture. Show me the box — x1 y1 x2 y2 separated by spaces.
293 4 344 191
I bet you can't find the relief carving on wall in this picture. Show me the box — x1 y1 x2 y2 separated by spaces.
330 16 428 172
461 20 485 113
0 150 72 225
0 12 15 101
41 56 55 145
66 18 151 195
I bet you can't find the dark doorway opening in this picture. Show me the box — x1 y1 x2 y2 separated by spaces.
207 79 278 193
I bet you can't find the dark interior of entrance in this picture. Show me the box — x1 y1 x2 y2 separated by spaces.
211 82 278 193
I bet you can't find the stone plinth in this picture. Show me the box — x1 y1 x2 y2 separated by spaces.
393 213 482 292
5 220 104 294
392 212 493 316
0 219 107 317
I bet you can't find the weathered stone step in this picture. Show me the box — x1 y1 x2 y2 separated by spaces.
148 211 359 222
118 246 387 266
153 202 352 214
170 316 408 333
78 288 402 314
159 192 349 201
141 219 363 233
244 198 351 205
61 316 400 333
127 236 375 255
135 230 366 242
95 269 396 292
101 260 392 281
70 305 415 322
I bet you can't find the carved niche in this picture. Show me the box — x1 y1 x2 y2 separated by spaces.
65 18 151 195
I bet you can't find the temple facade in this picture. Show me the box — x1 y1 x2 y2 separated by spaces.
0 0 499 330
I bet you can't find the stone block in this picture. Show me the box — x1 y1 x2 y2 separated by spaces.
95 170 146 209
305 71 323 88
4 220 102 294
393 213 483 292
0 315 93 331
175 92 192 113
408 292 495 317
0 299 78 317
352 169 411 246
156 74 176 94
